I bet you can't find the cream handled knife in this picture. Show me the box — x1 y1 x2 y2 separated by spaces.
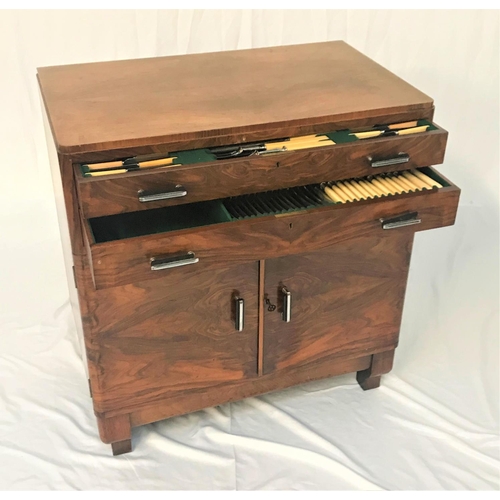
350 125 429 140
85 154 177 171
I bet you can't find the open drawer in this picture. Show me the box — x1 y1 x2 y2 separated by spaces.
83 167 460 289
75 121 448 218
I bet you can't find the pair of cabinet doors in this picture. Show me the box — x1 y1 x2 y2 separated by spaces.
90 230 412 412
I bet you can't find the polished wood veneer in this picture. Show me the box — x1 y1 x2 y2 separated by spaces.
75 127 448 218
38 41 434 155
262 234 413 374
38 41 460 456
84 180 459 290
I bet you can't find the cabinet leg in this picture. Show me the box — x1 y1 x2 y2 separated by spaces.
111 439 132 456
356 349 395 391
96 413 133 456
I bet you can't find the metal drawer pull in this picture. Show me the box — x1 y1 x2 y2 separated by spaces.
138 185 187 202
369 153 410 168
380 212 421 230
150 252 199 271
235 297 245 331
282 286 292 322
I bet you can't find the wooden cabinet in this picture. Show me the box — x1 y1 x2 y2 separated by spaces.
38 41 460 455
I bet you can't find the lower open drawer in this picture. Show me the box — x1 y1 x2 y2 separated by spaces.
84 167 460 289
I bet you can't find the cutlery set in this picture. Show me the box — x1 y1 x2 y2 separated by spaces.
224 185 328 219
323 169 442 204
223 169 442 220
81 120 431 177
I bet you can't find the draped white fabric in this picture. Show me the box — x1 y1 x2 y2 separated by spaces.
0 9 498 490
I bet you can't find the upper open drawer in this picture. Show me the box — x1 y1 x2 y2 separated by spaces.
83 167 460 289
75 120 448 218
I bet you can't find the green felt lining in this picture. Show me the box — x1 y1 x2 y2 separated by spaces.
419 166 450 187
89 166 450 244
223 185 332 221
81 120 436 176
90 200 231 243
172 148 216 165
326 119 436 143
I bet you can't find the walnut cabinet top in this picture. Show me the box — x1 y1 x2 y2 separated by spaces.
37 41 433 155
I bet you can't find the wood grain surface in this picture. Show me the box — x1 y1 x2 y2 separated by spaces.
37 41 433 154
85 175 460 289
88 262 259 412
96 413 131 444
37 41 463 454
95 413 132 455
66 108 434 165
76 127 448 218
263 235 412 373
127 353 372 426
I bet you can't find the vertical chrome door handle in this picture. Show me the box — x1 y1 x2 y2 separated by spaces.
281 286 292 322
235 297 245 331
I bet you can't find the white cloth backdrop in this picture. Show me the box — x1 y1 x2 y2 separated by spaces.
0 9 498 490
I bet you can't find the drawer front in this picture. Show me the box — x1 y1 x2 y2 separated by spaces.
76 125 447 218
85 168 460 289
89 261 259 413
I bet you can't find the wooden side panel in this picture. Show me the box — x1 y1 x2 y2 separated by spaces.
88 262 259 413
41 95 84 256
263 233 413 374
41 95 88 376
76 128 448 217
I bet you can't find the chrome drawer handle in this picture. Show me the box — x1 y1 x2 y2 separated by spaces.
380 212 421 230
150 252 199 271
235 297 245 331
369 153 410 168
281 286 292 323
138 185 187 202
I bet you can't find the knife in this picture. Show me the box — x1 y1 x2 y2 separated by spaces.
211 135 333 159
84 153 177 171
350 125 429 140
84 161 182 177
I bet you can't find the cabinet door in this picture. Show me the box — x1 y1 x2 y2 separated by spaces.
263 232 413 374
91 261 258 412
